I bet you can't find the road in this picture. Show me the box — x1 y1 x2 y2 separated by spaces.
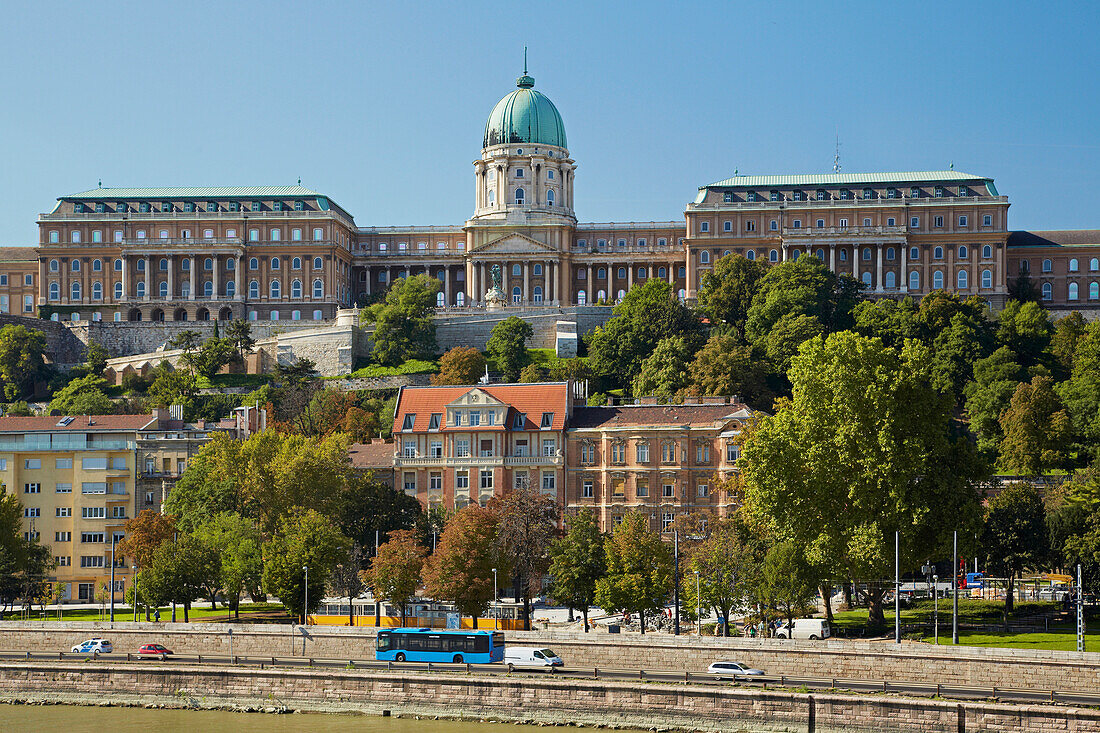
1 650 1096 707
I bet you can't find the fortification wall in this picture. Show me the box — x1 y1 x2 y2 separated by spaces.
0 314 86 366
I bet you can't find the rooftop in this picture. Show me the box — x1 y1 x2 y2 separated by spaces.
0 414 158 433
394 383 570 432
60 185 325 200
0 247 37 261
349 440 396 469
570 403 752 430
1007 230 1100 248
702 170 990 189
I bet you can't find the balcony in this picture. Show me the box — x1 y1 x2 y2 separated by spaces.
505 455 564 467
358 248 466 258
782 225 907 239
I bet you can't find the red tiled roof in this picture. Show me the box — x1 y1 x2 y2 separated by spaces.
569 404 751 430
394 383 570 433
349 440 395 469
0 414 157 433
0 247 37 262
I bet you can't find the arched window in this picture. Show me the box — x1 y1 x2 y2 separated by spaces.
136 259 146 272
159 258 168 271
885 271 896 288
1042 259 1052 273
861 272 872 286
270 310 280 320
511 286 521 304
91 282 102 300
249 280 259 299
456 292 465 306
49 282 59 300
270 281 281 298
271 257 281 270
291 279 302 298
983 245 992 259
577 289 586 305
746 250 756 261
512 264 521 277
959 245 968 259
1069 258 1079 272
249 258 259 270
616 289 626 301
533 286 543 303
436 292 445 307
226 258 235 271
114 282 122 299
1042 282 1053 300
226 281 235 297
72 260 81 272
136 282 146 298
637 267 646 278
816 248 825 260
92 259 102 272
597 289 606 301
203 258 213 271
314 257 323 270
514 188 525 205
769 249 779 262
617 267 626 279
982 270 993 289
885 247 895 261
159 281 168 298
597 268 606 279
909 271 920 290
292 257 302 270
840 249 848 261
310 279 322 298
533 263 543 276
1091 258 1099 271
204 281 213 297
1090 282 1099 300
791 250 800 262
957 270 968 289
547 190 555 206
934 246 944 260
910 247 919 260
657 267 667 278
488 190 495 206
862 248 871 261
49 259 59 272
1068 282 1079 300
933 271 944 289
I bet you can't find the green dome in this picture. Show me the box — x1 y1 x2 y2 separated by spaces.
483 74 567 149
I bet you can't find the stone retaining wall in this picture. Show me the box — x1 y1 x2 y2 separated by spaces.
1 661 1097 733
3 622 1100 695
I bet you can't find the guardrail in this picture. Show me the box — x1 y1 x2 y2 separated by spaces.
2 650 1097 707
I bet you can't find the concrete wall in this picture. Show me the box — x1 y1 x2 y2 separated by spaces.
83 320 325 358
4 622 1100 695
434 305 612 350
0 660 1096 733
0 313 87 366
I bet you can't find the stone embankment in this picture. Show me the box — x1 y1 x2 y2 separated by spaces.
1 661 1098 733
3 621 1100 695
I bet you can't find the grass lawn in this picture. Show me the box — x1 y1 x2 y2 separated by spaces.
195 373 273 389
830 599 1064 633
344 359 438 379
36 602 288 624
921 629 1100 651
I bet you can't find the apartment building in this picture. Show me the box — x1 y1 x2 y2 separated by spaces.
391 383 571 511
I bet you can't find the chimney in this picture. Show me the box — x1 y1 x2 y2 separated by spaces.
152 407 169 426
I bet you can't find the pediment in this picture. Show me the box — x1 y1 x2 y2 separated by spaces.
448 388 506 408
471 232 558 255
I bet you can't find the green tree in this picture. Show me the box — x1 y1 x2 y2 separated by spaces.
491 481 560 630
1050 312 1089 380
548 509 606 632
364 529 427 625
0 492 55 616
916 291 989 341
929 311 995 402
487 316 533 382
763 313 824 376
431 346 487 385
517 363 543 383
594 512 673 635
225 319 257 360
1057 322 1100 464
963 347 1025 454
1048 466 1100 594
0 325 48 400
999 376 1073 474
136 535 219 621
686 333 773 409
191 513 263 618
170 330 202 375
586 280 703 386
697 254 768 337
682 513 765 636
48 374 114 415
741 331 985 630
981 483 1049 619
187 337 236 380
996 300 1053 371
423 506 501 628
547 357 592 383
744 257 861 344
76 340 110 378
118 510 178 570
336 474 423 553
145 362 196 411
1007 270 1041 304
631 335 693 397
760 540 820 633
330 542 366 627
262 508 350 621
852 297 921 349
368 274 441 366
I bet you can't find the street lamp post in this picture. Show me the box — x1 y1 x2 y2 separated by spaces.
952 530 959 644
492 567 498 630
894 531 900 645
933 574 939 645
673 529 680 635
131 565 138 623
109 535 116 623
694 570 701 637
302 566 309 625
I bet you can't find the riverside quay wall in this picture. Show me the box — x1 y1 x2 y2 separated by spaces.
1 661 1099 733
3 621 1100 694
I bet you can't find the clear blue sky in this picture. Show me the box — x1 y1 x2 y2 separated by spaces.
1 1 1097 245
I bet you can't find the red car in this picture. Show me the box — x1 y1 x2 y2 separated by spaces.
137 643 173 660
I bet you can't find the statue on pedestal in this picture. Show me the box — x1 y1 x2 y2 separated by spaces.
484 263 507 309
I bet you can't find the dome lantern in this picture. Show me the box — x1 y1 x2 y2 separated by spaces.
483 72 567 150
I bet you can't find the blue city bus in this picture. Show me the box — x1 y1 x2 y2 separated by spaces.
375 628 506 664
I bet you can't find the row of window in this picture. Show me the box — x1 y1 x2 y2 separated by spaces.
575 238 675 248
580 478 712 500
17 457 126 470
1022 257 1100 274
50 226 329 244
50 277 326 301
1041 282 1100 301
486 188 558 207
403 469 557 494
401 437 557 459
0 273 34 286
721 185 977 203
698 244 998 266
50 255 326 274
699 214 994 234
576 265 685 280
72 199 312 214
371 241 466 252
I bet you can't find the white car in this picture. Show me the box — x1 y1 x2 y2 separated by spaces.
707 661 764 679
71 638 113 654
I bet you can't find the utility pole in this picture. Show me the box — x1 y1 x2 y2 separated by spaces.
302 565 309 625
1078 563 1085 653
952 530 959 644
894 531 900 644
694 570 701 636
109 535 116 622
132 565 138 623
673 529 681 635
374 529 381 627
933 574 939 645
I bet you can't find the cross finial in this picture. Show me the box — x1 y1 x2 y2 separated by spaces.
524 46 527 75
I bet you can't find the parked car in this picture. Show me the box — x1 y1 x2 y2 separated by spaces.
707 661 764 680
71 638 112 654
504 646 564 671
774 618 831 640
137 643 173 660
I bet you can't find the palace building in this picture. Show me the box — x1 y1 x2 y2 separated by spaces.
1 69 1099 321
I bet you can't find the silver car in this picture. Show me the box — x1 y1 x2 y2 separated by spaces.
707 660 764 680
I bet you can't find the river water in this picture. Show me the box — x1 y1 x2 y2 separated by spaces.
0 704 646 732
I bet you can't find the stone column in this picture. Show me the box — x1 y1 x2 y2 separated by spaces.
479 262 487 301
120 257 128 300
648 264 653 280
166 255 174 301
782 245 788 262
235 255 243 300
587 265 593 300
143 258 150 301
187 257 195 300
444 267 451 305
829 245 836 272
212 255 220 298
628 264 634 291
404 265 410 280
876 244 883 292
900 244 908 293
853 247 859 277
667 263 674 284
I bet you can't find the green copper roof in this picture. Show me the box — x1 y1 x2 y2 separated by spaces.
483 74 567 149
61 185 324 200
703 171 990 189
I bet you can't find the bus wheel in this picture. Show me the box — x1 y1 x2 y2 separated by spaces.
453 654 463 664
395 653 406 662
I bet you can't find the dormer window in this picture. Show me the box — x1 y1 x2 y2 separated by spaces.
792 190 803 201
273 201 284 211
934 186 944 198
252 201 262 211
95 203 105 213
839 189 850 200
74 203 85 213
162 202 172 212
207 202 218 212
723 192 733 203
184 202 195 212
958 186 968 197
402 413 415 431
139 202 150 212
514 412 526 428
816 189 828 200
863 188 874 199
229 201 240 212
117 202 129 212
428 413 441 431
769 190 780 201
910 187 921 198
747 191 757 202
540 412 554 429
295 200 305 211
887 188 897 199
469 411 481 426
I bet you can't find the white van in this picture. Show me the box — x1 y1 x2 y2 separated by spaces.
504 646 564 671
774 619 831 640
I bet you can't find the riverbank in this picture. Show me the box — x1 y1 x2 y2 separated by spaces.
1 661 1098 733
